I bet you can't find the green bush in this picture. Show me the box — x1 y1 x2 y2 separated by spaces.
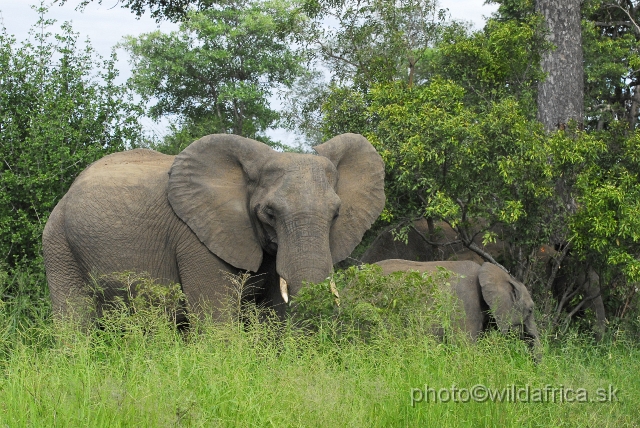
0 9 142 269
290 264 465 342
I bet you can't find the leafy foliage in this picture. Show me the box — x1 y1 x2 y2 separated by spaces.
58 0 198 21
366 80 553 236
122 0 307 146
570 124 640 281
290 264 462 341
582 0 640 130
434 13 547 115
303 0 448 88
0 7 142 268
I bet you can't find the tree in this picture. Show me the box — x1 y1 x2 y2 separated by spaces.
58 0 198 21
364 80 558 275
304 0 447 88
122 0 307 151
536 0 584 131
583 0 640 130
435 12 547 116
0 7 142 267
284 0 450 145
570 124 640 282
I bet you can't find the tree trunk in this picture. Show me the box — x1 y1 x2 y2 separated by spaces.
629 83 640 130
536 0 584 131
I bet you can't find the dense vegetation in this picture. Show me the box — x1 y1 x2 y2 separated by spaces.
1 0 640 424
1 268 638 426
296 0 640 337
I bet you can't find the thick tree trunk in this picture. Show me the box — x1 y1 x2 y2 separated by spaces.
536 0 584 131
629 84 640 130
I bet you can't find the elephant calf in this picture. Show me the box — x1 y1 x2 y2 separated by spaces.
375 259 541 360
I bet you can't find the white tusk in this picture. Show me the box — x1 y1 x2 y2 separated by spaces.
330 279 340 307
279 277 289 304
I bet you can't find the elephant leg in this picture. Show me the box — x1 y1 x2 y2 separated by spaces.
43 205 94 326
176 234 241 322
586 287 606 342
584 268 606 342
588 294 606 342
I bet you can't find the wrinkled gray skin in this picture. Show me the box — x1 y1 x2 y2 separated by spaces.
375 259 542 362
43 133 385 323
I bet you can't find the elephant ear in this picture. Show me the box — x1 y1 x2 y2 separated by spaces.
168 134 275 272
314 133 385 263
478 262 520 333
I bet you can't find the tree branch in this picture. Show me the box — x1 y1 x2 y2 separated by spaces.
593 20 637 27
410 223 462 248
316 40 360 69
467 242 510 273
603 4 640 35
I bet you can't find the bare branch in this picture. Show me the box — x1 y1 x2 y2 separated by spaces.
603 3 640 35
593 20 637 27
410 224 462 247
316 40 361 69
468 242 510 273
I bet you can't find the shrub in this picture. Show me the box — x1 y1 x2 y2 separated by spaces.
290 264 464 342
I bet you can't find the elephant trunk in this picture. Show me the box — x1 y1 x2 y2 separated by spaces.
524 318 542 364
275 216 334 299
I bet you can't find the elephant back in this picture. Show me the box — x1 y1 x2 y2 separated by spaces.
71 149 174 189
373 259 485 337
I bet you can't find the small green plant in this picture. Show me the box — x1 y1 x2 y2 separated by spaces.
290 264 465 342
95 271 186 336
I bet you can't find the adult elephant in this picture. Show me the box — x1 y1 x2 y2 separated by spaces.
375 259 542 361
43 133 385 322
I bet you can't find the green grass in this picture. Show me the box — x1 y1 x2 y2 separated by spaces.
0 312 638 427
0 267 638 427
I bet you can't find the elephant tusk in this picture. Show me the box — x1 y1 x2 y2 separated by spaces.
330 278 340 307
280 277 289 304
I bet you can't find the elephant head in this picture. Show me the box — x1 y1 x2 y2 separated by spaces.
167 133 385 301
478 262 541 360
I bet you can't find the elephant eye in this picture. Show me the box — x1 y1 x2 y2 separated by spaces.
256 204 276 224
263 207 276 221
332 204 341 222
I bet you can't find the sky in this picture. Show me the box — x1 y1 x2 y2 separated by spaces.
0 0 499 141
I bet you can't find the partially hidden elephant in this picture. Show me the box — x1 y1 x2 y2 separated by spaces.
362 218 606 341
43 133 385 322
375 259 542 360
361 218 504 265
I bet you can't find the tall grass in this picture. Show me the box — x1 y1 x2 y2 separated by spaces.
0 267 637 427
